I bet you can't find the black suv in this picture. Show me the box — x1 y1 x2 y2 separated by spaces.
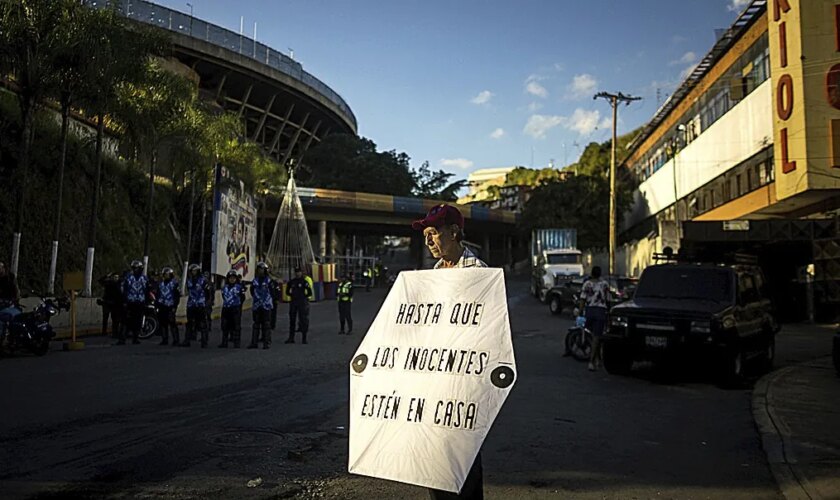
602 262 779 383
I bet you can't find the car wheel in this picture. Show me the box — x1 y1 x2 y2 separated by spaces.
759 335 775 374
549 296 562 315
718 348 746 388
603 341 632 375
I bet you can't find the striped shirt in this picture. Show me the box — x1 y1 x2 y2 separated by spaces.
434 246 487 269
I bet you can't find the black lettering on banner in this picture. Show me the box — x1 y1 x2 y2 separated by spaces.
433 399 477 430
432 303 442 324
445 350 458 371
418 348 429 370
477 352 488 375
406 304 416 324
396 304 407 324
448 302 485 326
373 347 398 369
437 348 448 371
428 348 439 371
406 397 425 423
361 393 402 420
400 347 490 376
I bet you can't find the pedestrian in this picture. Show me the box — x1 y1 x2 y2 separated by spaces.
284 267 312 344
121 260 150 345
0 260 21 350
337 272 354 335
155 267 181 346
182 264 210 348
579 266 610 371
248 261 274 349
98 273 123 338
269 273 281 331
219 269 246 348
203 271 215 332
412 203 486 500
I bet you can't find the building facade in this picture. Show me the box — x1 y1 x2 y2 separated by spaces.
620 0 840 321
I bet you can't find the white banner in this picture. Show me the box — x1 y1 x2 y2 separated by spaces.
211 172 257 281
348 268 516 493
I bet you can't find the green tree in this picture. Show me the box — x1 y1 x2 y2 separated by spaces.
0 0 67 275
300 134 415 196
78 4 165 294
521 173 635 250
412 161 466 201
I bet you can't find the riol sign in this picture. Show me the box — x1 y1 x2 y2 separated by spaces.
348 268 516 493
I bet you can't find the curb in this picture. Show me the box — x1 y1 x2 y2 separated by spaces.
752 360 829 500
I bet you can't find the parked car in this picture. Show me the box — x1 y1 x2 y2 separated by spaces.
546 276 638 315
602 261 779 385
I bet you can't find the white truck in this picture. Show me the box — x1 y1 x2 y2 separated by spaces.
530 229 583 302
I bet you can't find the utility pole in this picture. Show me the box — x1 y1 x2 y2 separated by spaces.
593 91 641 277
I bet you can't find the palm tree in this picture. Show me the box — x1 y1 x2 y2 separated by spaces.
0 0 66 277
78 5 165 295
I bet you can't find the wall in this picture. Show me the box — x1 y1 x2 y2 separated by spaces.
626 80 773 229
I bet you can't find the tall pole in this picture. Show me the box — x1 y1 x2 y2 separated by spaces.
594 91 641 277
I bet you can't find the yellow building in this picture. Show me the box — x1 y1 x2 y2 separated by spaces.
620 0 840 321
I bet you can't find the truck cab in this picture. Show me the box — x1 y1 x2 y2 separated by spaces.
531 248 583 302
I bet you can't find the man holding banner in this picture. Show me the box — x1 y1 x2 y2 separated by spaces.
349 204 515 500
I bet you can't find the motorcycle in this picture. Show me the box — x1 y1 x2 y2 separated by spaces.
0 295 69 356
564 308 592 361
96 299 158 339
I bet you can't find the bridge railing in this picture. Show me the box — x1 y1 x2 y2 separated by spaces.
87 0 357 130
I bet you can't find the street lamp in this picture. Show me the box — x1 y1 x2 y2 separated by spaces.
186 2 193 35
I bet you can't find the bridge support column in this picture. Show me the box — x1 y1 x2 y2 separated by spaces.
483 234 491 264
329 227 337 262
318 220 327 261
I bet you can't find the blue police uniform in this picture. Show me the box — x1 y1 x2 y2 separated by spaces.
219 282 246 348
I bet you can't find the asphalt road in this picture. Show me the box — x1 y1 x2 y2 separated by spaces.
0 275 828 499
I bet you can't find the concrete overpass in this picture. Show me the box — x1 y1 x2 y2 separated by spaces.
97 0 356 164
260 188 521 268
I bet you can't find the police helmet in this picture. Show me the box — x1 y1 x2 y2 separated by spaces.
188 263 201 274
161 266 174 278
130 260 144 271
256 261 269 271
226 269 238 279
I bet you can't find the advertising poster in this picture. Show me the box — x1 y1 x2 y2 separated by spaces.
211 168 257 281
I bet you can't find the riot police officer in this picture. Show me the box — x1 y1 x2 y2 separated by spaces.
121 260 150 345
248 262 275 349
182 264 210 348
285 267 312 344
155 267 181 346
337 272 354 335
219 269 247 348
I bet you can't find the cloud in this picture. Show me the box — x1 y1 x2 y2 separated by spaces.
679 63 699 80
567 108 602 136
439 158 474 170
490 128 505 139
525 75 549 98
670 51 697 66
527 101 543 112
567 73 598 99
524 114 564 139
728 0 750 12
470 90 494 105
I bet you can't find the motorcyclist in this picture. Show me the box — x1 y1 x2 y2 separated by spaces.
219 270 247 348
121 260 151 345
182 264 210 348
155 266 181 346
0 260 21 350
248 262 275 349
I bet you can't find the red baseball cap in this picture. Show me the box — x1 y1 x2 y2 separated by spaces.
411 204 464 230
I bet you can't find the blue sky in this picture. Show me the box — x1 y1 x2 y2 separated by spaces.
156 0 752 181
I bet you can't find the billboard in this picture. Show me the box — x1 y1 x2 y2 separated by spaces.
212 167 257 281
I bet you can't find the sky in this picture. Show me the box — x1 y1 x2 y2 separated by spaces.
155 0 754 182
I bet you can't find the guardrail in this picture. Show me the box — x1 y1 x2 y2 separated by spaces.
87 0 357 130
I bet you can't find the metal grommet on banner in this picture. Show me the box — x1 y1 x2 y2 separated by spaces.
352 354 368 373
490 366 515 388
